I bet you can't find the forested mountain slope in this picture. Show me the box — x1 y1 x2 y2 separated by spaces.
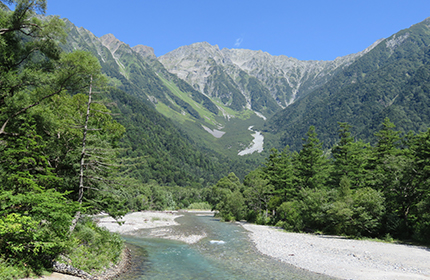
61 15 430 163
61 19 269 160
62 19 216 118
60 19 260 185
61 18 384 161
265 17 430 150
105 87 244 187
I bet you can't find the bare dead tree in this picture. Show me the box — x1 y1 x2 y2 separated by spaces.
70 76 93 233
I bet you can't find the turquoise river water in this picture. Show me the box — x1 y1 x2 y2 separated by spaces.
117 213 336 280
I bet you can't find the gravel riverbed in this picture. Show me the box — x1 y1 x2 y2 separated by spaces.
26 213 430 279
241 223 430 280
96 211 181 234
97 211 207 244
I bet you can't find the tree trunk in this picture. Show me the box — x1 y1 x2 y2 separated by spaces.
70 76 93 233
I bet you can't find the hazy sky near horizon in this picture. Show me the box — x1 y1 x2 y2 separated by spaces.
46 0 430 61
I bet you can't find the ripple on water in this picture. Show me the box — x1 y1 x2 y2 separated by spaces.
117 213 336 280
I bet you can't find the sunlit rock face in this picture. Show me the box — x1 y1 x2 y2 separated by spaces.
159 41 379 110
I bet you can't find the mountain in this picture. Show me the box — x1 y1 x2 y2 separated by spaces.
159 41 379 116
265 17 430 150
105 87 235 187
61 15 430 164
60 19 267 159
60 19 262 185
62 17 379 150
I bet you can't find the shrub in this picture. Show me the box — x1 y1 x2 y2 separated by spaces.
351 187 385 236
63 218 123 273
218 191 246 221
187 202 212 210
277 201 303 231
255 212 271 225
0 190 78 274
0 258 24 280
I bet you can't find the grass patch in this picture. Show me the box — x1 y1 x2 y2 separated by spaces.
159 77 220 125
155 101 192 123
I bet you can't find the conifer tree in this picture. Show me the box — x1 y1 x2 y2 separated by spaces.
331 122 370 188
294 126 328 189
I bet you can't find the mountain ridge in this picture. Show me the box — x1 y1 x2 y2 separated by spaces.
159 39 382 111
265 16 430 150
61 15 430 159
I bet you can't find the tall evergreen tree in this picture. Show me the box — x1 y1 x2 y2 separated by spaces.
369 118 404 205
331 122 370 188
243 168 273 221
263 147 295 200
294 126 328 189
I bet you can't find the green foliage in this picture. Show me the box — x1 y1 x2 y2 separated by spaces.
187 202 212 210
219 191 246 222
106 87 235 187
236 119 428 242
0 2 127 276
276 201 303 231
0 257 25 280
294 126 329 189
0 115 78 272
413 196 430 242
330 123 371 188
209 173 246 221
351 187 385 236
64 218 123 273
0 190 78 272
215 172 242 192
243 168 273 219
0 121 60 193
263 147 295 201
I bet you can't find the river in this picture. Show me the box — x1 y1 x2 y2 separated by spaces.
117 213 334 280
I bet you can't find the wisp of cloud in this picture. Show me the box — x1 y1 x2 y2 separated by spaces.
234 37 243 48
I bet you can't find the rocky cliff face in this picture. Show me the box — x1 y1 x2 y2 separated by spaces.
158 41 381 112
63 18 382 119
132 45 157 59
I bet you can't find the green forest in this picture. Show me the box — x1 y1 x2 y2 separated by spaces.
211 120 430 242
1 0 430 279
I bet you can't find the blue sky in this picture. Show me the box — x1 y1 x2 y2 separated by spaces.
46 0 430 61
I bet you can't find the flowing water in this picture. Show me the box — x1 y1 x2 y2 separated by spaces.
117 213 335 280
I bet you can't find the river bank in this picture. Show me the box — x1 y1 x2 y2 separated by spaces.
96 211 181 234
20 211 183 280
26 212 430 279
241 223 430 280
20 247 131 280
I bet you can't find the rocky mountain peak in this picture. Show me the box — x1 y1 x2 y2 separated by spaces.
132 45 156 59
100 33 128 55
159 41 377 107
160 42 228 64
